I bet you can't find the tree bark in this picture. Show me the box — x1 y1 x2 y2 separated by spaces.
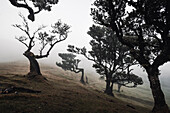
80 69 85 84
104 77 114 96
24 51 41 78
147 67 169 113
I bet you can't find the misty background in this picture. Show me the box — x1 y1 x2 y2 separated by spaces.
0 0 170 105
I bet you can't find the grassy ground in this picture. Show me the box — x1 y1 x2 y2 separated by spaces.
0 62 151 113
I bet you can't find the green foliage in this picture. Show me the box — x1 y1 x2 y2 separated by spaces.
56 53 80 72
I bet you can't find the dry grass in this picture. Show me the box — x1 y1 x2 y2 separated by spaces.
0 61 151 113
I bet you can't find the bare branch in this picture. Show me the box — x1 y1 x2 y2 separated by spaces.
33 25 46 38
35 35 68 59
12 14 31 38
35 21 70 58
15 36 28 48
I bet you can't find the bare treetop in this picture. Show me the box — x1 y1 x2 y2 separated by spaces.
13 14 70 77
13 14 70 59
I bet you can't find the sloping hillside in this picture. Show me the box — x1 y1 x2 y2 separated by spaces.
0 61 150 113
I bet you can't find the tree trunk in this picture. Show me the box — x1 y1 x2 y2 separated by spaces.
104 77 114 96
86 76 88 84
80 69 85 84
24 51 41 78
147 67 169 113
117 84 122 92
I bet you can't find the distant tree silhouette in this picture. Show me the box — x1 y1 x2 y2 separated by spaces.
91 0 170 112
13 14 70 78
68 25 140 96
114 69 143 92
114 56 143 92
9 0 58 21
56 53 85 84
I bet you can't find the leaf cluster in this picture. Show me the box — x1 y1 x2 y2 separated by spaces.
91 0 170 70
68 25 135 78
32 0 59 11
56 53 82 73
9 0 58 21
113 72 143 88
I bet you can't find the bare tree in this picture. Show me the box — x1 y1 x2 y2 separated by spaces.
13 14 70 78
9 0 58 21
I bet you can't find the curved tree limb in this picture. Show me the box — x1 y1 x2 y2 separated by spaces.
9 0 35 21
35 35 68 59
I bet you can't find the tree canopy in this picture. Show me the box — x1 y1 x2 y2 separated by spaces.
56 53 81 72
9 0 58 21
13 14 70 59
68 25 140 96
56 53 86 83
91 0 170 112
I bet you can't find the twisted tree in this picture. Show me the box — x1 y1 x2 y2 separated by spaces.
56 53 85 84
9 0 58 21
68 25 140 96
13 14 70 78
91 0 170 112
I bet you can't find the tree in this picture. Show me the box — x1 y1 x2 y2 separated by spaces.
113 56 143 92
91 0 170 112
114 69 143 92
56 53 85 84
13 14 70 78
98 55 143 93
68 25 137 96
9 0 58 21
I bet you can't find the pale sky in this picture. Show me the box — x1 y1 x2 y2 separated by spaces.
0 0 170 87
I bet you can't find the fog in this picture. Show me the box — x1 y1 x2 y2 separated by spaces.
0 0 170 91
0 0 94 62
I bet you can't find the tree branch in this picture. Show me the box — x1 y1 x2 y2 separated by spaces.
15 36 28 48
9 0 35 21
35 35 67 59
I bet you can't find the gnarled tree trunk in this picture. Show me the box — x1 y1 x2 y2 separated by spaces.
147 67 169 113
24 51 41 78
